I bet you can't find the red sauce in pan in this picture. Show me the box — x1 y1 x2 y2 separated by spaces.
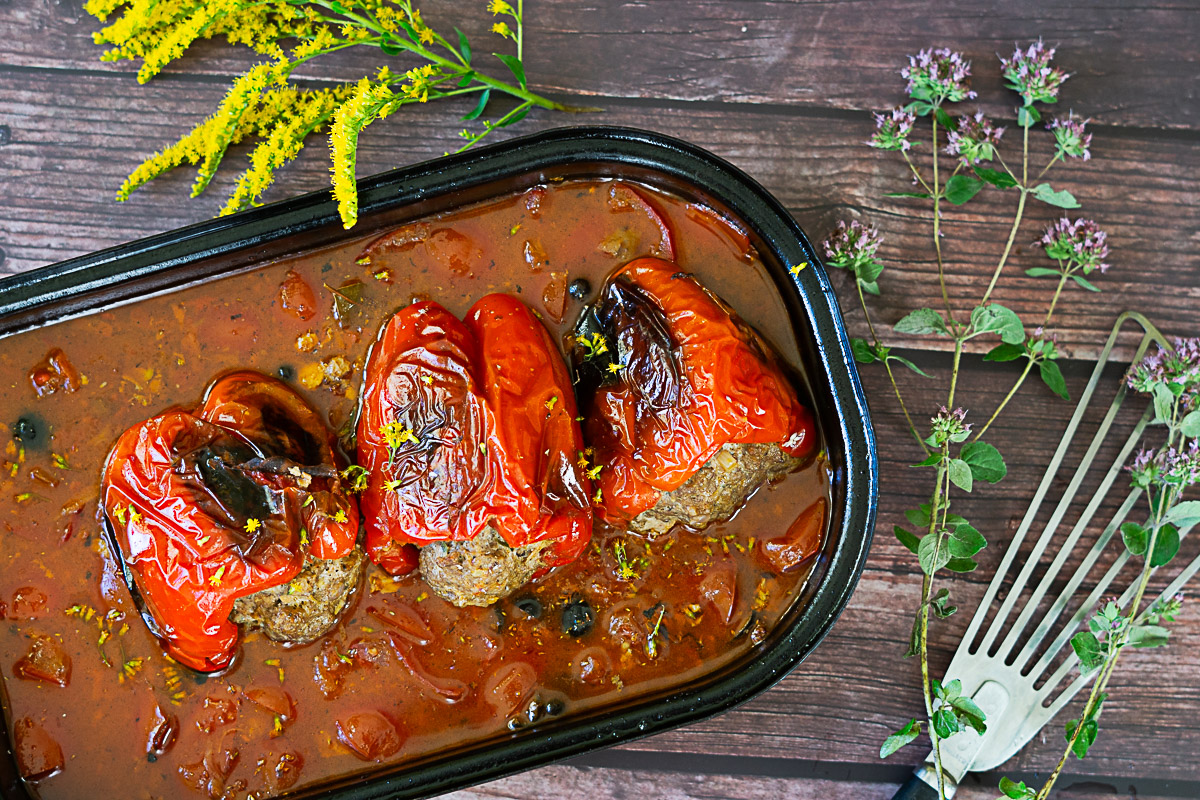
0 180 829 799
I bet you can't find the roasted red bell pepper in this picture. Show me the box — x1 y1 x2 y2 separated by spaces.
579 257 816 525
357 295 592 575
101 371 358 672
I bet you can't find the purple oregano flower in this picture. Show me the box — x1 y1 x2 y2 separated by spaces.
1047 112 1092 160
902 48 976 103
1000 39 1069 105
1037 218 1110 273
823 220 883 269
945 111 1005 165
869 107 917 152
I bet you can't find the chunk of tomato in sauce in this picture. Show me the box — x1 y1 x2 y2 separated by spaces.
336 711 404 761
14 717 64 781
13 634 71 686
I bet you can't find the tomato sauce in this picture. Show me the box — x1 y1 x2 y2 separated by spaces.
0 180 830 799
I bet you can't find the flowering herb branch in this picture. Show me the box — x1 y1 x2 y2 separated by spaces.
85 0 596 228
997 341 1200 800
829 42 1108 800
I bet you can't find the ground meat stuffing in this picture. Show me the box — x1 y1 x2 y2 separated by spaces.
419 527 550 608
231 549 366 643
628 442 802 537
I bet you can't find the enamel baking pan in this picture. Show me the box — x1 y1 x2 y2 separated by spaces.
0 126 877 799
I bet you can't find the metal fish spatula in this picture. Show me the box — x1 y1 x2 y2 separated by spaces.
893 312 1200 799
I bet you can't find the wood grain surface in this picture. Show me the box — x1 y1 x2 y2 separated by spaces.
2 0 1199 798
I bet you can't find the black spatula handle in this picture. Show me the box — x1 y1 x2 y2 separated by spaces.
890 773 940 800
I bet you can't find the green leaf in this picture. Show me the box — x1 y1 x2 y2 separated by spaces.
1129 624 1171 648
1017 105 1041 127
396 19 420 43
879 719 921 758
905 506 931 528
895 308 948 336
493 53 527 89
454 27 472 63
1072 274 1101 292
857 258 884 284
379 38 404 56
912 454 942 468
1071 631 1105 671
497 104 530 127
934 107 955 130
883 191 932 198
974 166 1018 188
1152 383 1175 424
1031 182 1081 209
887 353 933 378
1121 521 1149 556
944 556 978 573
948 458 973 492
948 523 986 558
918 532 950 575
1066 717 1099 759
961 441 1007 483
461 88 490 121
1039 360 1070 400
906 98 934 116
970 303 1025 344
1150 524 1180 567
1181 410 1200 438
1024 266 1062 278
932 707 964 739
894 525 922 555
860 279 881 296
999 777 1037 799
930 587 956 618
984 343 1025 362
945 174 985 205
850 337 878 364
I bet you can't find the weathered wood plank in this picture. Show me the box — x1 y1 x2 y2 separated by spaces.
1 70 1198 360
434 761 1183 800
1 0 1197 130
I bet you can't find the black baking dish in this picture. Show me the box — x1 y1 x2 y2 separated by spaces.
0 126 878 800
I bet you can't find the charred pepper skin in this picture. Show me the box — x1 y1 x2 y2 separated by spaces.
357 295 592 578
580 257 817 526
100 372 359 672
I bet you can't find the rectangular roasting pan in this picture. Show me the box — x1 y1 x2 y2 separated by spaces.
0 126 878 800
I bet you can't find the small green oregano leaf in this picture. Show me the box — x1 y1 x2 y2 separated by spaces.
1031 182 1081 209
945 174 985 205
1039 360 1070 400
948 458 973 492
1121 521 1149 556
918 532 950 574
974 166 1018 189
879 719 921 758
948 523 986 558
895 308 949 336
970 303 1025 344
1070 631 1105 671
960 441 1007 483
984 343 1025 362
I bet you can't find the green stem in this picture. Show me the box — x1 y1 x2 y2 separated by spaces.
979 122 1032 306
1044 270 1069 327
311 0 596 113
902 150 934 195
946 339 964 409
920 458 951 800
855 279 928 452
974 359 1034 442
931 112 953 322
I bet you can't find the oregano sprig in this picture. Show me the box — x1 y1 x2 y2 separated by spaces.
833 41 1110 800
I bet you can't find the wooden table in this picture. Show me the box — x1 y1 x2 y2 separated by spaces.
2 1 1198 798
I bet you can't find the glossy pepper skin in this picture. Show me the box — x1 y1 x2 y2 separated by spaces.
579 257 817 525
101 371 358 672
357 295 592 575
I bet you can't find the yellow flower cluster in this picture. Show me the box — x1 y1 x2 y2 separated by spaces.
330 77 399 228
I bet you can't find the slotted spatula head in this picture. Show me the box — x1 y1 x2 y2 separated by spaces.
898 312 1200 797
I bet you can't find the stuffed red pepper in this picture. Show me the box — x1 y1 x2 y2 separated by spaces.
101 371 363 672
575 257 817 536
357 294 592 606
